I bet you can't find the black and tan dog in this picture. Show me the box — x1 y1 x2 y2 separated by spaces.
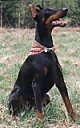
8 4 76 121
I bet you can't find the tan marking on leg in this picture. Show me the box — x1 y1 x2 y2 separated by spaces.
63 96 76 121
36 111 44 120
19 95 26 106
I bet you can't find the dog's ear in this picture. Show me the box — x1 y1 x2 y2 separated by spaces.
29 4 43 18
29 4 37 18
36 5 43 12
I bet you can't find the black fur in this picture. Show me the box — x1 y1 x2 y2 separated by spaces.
8 5 75 120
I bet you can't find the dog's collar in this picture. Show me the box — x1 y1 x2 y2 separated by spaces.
28 41 55 56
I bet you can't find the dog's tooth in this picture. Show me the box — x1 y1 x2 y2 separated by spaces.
44 48 47 52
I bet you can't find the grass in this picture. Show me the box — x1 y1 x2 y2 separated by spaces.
0 27 80 128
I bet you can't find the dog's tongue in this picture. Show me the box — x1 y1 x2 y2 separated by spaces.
52 19 67 26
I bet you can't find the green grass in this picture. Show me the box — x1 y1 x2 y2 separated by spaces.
0 28 80 128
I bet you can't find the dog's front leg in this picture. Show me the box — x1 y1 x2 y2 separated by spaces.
32 77 44 120
56 67 76 121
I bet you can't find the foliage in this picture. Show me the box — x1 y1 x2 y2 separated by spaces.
69 0 80 26
0 0 34 28
0 0 80 28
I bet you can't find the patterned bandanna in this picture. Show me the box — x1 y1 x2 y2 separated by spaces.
28 41 55 56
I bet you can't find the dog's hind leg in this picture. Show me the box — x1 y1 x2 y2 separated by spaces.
56 65 76 121
8 86 21 116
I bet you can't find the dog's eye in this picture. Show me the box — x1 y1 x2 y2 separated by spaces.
46 10 49 14
45 9 53 15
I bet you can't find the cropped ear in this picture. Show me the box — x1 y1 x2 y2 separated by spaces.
36 5 43 12
29 4 37 18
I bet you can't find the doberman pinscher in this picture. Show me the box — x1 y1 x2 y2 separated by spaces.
8 4 76 121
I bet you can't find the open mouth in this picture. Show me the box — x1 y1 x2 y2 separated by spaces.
46 8 68 27
52 19 67 27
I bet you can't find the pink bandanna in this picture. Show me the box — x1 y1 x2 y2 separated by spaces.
28 41 55 56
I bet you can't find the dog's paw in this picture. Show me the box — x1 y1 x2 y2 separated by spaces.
36 111 44 120
70 111 76 121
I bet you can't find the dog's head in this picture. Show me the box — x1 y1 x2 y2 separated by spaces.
29 4 68 30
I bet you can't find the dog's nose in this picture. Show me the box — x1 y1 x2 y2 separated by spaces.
63 8 68 13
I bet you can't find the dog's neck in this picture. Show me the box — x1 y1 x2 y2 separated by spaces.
35 23 53 48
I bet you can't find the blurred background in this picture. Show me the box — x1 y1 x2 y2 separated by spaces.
0 0 80 28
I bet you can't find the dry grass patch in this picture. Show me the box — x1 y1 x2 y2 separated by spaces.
0 28 80 128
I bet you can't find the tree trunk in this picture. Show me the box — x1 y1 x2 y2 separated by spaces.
1 5 3 28
18 8 20 28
